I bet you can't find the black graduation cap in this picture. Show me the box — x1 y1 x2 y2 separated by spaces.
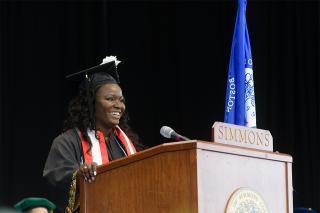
14 197 56 213
66 58 121 90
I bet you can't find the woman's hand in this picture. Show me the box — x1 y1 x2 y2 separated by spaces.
79 162 97 183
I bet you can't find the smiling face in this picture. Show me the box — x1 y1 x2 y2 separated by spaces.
94 83 125 135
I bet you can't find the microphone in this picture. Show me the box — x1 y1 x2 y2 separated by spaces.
160 126 191 141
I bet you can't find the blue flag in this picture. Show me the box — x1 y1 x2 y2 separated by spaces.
224 0 256 128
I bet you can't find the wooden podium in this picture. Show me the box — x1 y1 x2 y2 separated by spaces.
80 141 293 213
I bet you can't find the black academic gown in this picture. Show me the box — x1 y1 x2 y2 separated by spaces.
43 129 127 213
43 129 83 213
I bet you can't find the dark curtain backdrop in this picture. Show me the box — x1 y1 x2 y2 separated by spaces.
1 0 319 211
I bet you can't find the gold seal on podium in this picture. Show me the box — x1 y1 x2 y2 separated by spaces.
225 187 269 213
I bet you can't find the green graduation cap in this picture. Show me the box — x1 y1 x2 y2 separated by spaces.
14 197 56 213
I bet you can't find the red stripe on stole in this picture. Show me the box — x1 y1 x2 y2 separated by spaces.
79 131 93 163
79 128 135 165
114 127 136 155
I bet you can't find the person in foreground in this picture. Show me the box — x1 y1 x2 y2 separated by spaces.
43 56 141 213
14 197 56 213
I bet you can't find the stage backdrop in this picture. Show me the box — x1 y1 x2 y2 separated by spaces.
0 1 319 211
